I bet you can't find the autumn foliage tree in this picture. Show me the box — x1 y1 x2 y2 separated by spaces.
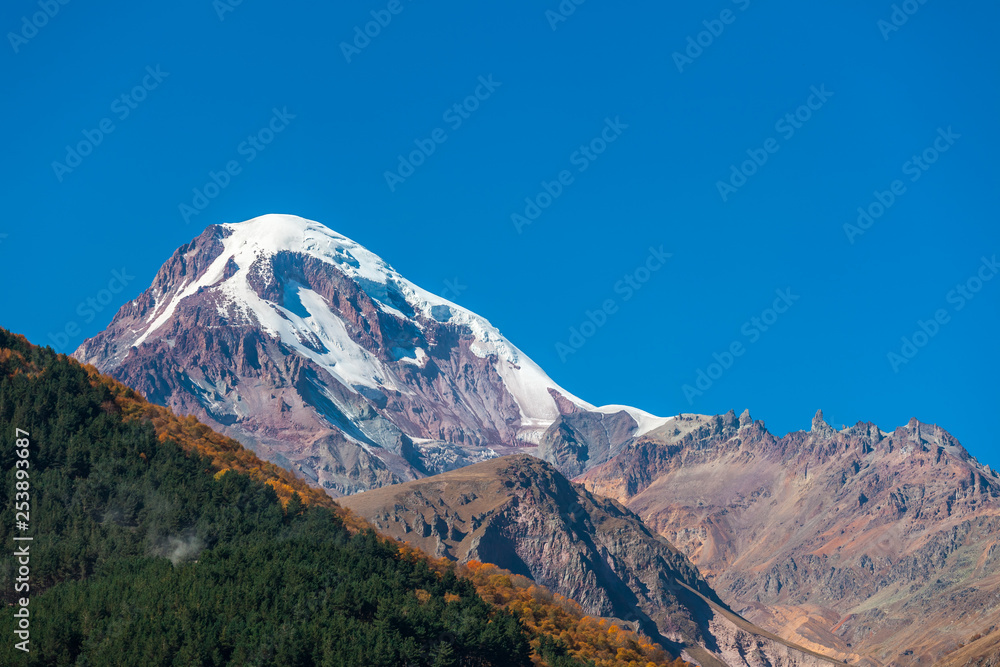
457 560 691 667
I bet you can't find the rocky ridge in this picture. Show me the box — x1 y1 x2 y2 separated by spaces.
341 454 845 667
578 409 1000 665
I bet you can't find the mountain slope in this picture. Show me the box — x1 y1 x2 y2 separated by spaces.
578 409 1000 665
0 329 529 666
341 454 845 667
74 214 669 495
0 327 688 667
936 629 1000 667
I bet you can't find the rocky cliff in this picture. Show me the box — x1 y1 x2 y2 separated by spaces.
578 409 1000 665
341 454 844 667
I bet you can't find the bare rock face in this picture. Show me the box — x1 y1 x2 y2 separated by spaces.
74 215 660 495
537 409 638 477
578 409 1000 665
340 454 843 667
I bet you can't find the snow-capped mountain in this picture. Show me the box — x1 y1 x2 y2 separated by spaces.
75 214 670 495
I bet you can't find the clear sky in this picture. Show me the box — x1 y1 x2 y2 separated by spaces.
2 1 997 465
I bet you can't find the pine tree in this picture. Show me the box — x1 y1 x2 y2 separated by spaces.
431 641 458 667
285 491 305 521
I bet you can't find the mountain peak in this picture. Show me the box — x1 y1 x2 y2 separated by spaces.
811 409 834 434
218 214 396 287
74 214 675 494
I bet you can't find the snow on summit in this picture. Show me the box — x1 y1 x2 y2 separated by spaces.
216 215 585 417
129 214 673 427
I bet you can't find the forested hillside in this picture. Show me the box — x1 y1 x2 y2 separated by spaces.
0 329 684 667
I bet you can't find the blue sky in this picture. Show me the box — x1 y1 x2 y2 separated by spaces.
2 1 998 465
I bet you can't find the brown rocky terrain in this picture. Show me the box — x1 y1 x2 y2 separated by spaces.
341 453 845 667
936 629 1000 667
577 409 1000 665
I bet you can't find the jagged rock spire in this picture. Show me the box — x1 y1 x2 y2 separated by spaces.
811 409 834 436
